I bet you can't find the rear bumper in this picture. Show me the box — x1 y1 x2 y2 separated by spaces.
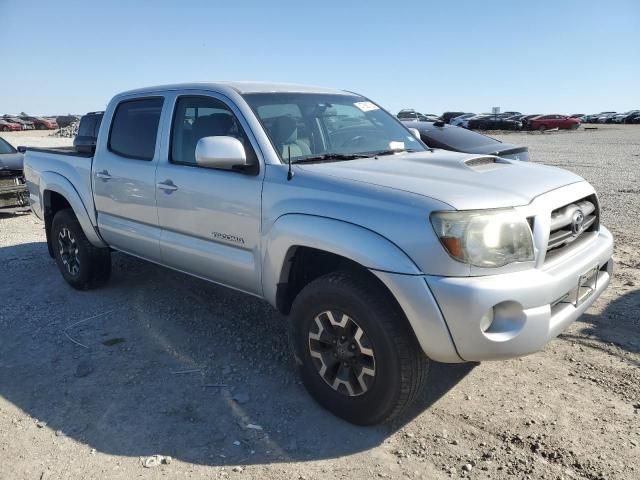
426 227 613 361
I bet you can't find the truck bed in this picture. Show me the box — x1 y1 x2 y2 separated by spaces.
23 147 96 224
23 146 92 158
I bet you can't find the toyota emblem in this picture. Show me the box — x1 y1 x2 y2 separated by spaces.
571 209 585 234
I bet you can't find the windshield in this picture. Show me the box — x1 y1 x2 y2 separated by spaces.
243 93 426 162
0 136 17 154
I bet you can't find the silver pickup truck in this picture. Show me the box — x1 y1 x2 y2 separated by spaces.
24 82 613 425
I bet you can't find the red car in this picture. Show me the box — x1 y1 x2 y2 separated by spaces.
20 116 58 130
0 119 22 132
529 114 580 132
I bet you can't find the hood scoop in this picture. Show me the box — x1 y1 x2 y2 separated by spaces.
464 156 510 171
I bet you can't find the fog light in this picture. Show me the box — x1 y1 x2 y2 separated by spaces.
479 308 494 332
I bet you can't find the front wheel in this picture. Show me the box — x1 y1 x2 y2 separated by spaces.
51 209 111 290
290 271 429 425
538 124 547 132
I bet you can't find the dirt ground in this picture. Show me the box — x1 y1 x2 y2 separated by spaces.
1 126 638 480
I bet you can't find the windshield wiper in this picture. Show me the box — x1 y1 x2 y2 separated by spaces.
369 148 417 157
291 153 370 164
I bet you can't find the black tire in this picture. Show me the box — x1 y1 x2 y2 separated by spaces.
290 270 429 425
478 123 487 131
538 124 547 132
51 209 111 290
1 126 8 132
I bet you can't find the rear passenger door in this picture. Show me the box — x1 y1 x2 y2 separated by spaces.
155 93 264 296
93 97 165 262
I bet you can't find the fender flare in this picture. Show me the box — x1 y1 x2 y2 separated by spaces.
40 171 107 248
261 214 421 307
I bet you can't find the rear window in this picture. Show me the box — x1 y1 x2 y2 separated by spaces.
0 136 16 154
419 125 501 150
78 114 99 137
108 98 163 160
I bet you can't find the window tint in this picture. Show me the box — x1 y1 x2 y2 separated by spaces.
78 115 97 137
0 136 16 154
109 98 163 160
171 96 255 166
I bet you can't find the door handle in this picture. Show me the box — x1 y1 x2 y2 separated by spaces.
157 180 178 192
96 170 112 180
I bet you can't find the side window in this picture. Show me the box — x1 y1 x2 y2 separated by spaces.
108 98 163 160
171 96 256 166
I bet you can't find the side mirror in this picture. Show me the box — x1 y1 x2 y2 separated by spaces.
408 128 421 139
195 136 248 171
17 146 27 153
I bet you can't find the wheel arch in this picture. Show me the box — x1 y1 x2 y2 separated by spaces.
262 214 421 313
40 172 106 256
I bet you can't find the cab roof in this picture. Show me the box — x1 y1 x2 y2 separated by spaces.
117 81 352 97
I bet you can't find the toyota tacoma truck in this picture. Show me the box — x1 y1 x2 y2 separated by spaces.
23 82 614 425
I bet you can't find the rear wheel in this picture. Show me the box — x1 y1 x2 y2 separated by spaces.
290 271 429 425
51 209 111 290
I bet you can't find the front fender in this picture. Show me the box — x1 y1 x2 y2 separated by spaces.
40 171 106 248
261 214 421 306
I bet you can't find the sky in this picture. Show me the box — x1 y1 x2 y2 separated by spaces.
1 0 638 116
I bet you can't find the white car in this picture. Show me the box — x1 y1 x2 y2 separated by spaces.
597 113 618 123
450 113 476 128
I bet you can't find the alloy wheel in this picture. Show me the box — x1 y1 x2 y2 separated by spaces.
58 227 81 276
308 310 376 397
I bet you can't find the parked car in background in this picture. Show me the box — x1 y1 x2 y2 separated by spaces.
0 136 27 209
611 110 640 123
596 112 618 124
0 119 23 132
56 115 80 128
520 114 541 130
73 111 103 153
570 114 585 120
502 111 522 117
450 113 476 128
528 115 580 131
19 115 58 130
2 115 35 130
397 109 440 122
467 114 522 130
403 120 529 161
583 112 614 123
441 111 466 124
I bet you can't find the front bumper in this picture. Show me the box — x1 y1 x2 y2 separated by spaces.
426 227 613 361
374 226 613 363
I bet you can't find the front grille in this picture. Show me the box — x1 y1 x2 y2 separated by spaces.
546 194 599 256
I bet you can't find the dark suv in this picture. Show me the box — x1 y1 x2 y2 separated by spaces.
73 111 103 153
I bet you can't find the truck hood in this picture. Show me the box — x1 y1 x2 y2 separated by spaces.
297 150 583 210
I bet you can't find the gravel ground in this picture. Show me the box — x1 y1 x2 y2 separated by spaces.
0 126 638 480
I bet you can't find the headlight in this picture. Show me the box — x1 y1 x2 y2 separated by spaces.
430 209 534 268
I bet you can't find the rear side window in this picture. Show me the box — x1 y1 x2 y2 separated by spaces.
108 98 163 160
